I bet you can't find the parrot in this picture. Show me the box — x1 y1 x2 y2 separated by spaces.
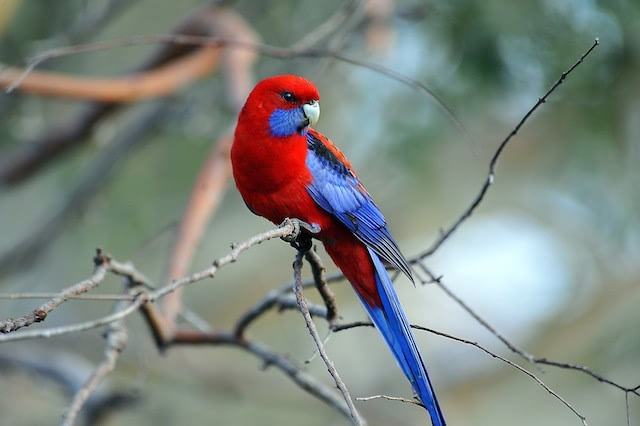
231 74 445 426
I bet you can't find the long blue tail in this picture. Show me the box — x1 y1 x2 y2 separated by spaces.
360 248 446 426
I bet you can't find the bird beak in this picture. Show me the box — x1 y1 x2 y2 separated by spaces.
302 100 320 127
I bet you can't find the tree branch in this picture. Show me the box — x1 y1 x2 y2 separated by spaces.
305 247 339 325
416 264 640 397
169 330 355 421
292 250 365 426
3 33 464 138
0 46 220 102
0 259 108 333
334 321 587 425
61 301 129 426
414 38 600 259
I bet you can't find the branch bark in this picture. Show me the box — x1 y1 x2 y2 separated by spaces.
61 301 129 426
292 250 365 425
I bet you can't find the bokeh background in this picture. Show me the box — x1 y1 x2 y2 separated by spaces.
1 0 639 425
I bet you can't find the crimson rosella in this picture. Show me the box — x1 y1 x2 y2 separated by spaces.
231 74 445 425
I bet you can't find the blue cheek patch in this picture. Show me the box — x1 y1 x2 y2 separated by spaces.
269 107 305 137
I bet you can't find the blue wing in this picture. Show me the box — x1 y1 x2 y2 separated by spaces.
305 131 413 281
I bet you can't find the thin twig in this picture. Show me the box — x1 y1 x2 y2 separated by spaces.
0 293 134 301
420 266 640 397
356 394 423 407
419 265 535 362
169 330 355 421
626 392 631 426
0 296 144 343
415 38 600 259
0 263 107 333
0 221 302 343
292 251 365 426
335 321 588 425
409 325 588 426
152 219 302 301
61 301 129 426
234 290 328 337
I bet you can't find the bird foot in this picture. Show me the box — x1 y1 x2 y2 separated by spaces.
280 218 320 253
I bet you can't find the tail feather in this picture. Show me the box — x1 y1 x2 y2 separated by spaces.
360 248 446 426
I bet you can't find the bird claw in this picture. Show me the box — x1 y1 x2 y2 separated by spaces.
280 218 320 252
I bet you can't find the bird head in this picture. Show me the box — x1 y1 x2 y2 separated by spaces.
239 74 320 138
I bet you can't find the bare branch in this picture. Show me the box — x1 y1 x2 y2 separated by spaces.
0 221 303 342
335 321 588 425
153 219 303 300
1 215 632 423
0 293 134 301
0 46 220 101
415 38 600 259
234 290 328 338
169 330 355 421
305 247 339 325
0 262 108 333
61 301 129 426
356 394 423 407
292 251 365 426
0 296 144 343
418 265 640 397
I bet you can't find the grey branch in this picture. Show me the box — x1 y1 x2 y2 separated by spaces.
0 221 362 422
61 301 129 426
0 263 108 333
356 394 423 407
292 250 365 426
414 38 600 259
418 265 640 398
0 221 302 342
334 321 587 425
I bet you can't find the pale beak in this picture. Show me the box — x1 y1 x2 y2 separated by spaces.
302 100 320 127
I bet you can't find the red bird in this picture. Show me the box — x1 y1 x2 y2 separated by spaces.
231 75 445 425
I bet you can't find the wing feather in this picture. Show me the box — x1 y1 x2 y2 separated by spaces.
305 130 413 281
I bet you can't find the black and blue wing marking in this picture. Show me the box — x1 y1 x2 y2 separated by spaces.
305 131 413 281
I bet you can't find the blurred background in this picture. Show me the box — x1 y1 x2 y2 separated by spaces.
0 0 638 425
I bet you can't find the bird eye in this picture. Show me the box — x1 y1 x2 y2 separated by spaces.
281 92 297 103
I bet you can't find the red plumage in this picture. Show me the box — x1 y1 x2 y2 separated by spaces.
231 75 380 306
